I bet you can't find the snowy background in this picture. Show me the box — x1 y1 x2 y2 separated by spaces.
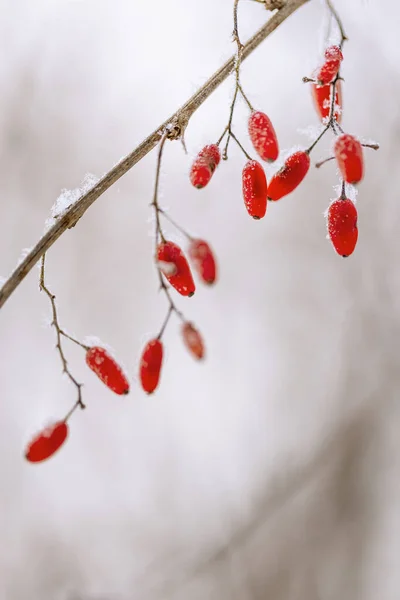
1 0 400 598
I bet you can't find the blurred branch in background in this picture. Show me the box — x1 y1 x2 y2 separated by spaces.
0 0 309 310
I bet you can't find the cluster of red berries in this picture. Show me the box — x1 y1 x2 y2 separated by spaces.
189 42 374 260
25 7 378 465
139 237 215 394
311 45 365 258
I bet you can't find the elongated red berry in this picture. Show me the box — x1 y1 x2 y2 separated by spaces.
139 339 163 394
267 151 310 201
157 241 195 296
86 346 130 395
312 80 342 123
317 59 341 85
190 161 212 188
190 144 221 188
25 421 68 463
242 160 268 219
182 322 204 360
188 239 217 285
198 144 221 172
327 198 358 257
334 134 364 184
248 111 279 162
317 47 343 85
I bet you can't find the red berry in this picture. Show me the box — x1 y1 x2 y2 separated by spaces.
25 421 68 463
242 160 268 219
188 239 217 285
198 144 221 172
311 80 342 123
327 198 358 257
334 134 364 184
157 241 196 297
139 339 163 394
182 322 204 360
86 346 130 395
267 151 310 201
190 160 212 189
317 58 341 85
248 111 279 162
190 144 221 188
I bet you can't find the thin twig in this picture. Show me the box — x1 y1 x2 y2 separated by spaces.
39 254 86 417
325 0 347 45
315 155 335 169
151 132 186 339
0 0 309 311
158 208 194 242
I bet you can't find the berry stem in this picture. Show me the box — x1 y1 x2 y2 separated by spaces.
220 0 255 161
362 142 380 150
39 253 86 413
307 124 330 154
238 83 254 111
315 155 335 169
325 0 348 46
151 131 188 338
158 208 194 242
340 179 346 199
230 130 253 160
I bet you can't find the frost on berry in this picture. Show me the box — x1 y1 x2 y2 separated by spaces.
188 239 217 285
327 198 358 257
311 80 342 123
157 241 196 297
182 322 205 360
86 346 130 395
190 144 221 188
139 339 163 394
316 46 343 85
267 151 310 201
198 144 221 172
25 421 68 463
334 134 364 184
242 160 268 219
325 45 343 61
248 111 279 162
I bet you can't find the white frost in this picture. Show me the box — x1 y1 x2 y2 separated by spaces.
44 172 99 232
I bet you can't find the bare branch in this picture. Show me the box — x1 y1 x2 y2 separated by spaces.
0 0 309 310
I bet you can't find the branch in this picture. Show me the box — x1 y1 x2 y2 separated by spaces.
0 0 310 310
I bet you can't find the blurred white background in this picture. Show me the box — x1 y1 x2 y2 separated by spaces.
1 0 400 598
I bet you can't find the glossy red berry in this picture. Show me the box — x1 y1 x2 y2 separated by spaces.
327 198 358 257
25 421 68 463
267 151 310 201
190 145 221 188
248 111 279 162
182 322 204 360
188 239 217 285
317 47 343 85
139 339 163 394
334 134 364 184
157 241 195 296
317 59 341 85
242 160 268 219
190 161 212 188
86 346 130 395
311 80 342 123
